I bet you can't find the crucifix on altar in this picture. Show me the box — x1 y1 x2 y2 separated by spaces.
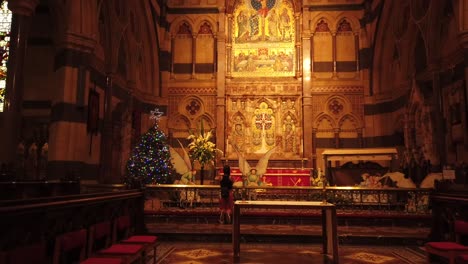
253 102 274 153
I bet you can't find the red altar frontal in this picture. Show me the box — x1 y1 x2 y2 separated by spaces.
218 167 312 186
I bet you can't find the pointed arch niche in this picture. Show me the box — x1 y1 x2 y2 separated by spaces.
195 21 216 79
311 18 333 78
172 21 193 79
335 18 358 78
310 16 359 79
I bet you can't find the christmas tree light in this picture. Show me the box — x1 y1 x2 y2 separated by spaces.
125 108 173 187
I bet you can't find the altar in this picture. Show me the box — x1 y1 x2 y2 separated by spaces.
218 167 311 186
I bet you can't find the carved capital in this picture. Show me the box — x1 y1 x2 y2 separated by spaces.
8 0 39 16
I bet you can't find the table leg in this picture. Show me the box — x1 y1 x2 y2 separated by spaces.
331 208 339 263
322 208 327 254
233 204 240 258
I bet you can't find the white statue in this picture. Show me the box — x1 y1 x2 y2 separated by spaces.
169 140 199 207
380 171 416 188
236 146 277 187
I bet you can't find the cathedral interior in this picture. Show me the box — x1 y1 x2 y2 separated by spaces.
0 0 466 183
1 0 468 263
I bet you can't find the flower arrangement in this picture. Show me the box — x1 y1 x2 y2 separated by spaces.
187 121 223 168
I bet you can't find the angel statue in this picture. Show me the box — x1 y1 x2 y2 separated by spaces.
235 146 276 199
169 140 200 207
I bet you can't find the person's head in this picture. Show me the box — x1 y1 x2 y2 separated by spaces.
250 168 257 174
223 165 231 177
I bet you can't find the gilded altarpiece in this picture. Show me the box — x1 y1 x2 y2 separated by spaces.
225 84 302 159
231 0 295 77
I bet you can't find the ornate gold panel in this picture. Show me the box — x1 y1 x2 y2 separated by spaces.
231 0 295 77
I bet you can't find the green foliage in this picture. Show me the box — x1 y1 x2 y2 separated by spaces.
187 120 222 168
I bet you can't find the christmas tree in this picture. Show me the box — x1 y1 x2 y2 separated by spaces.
125 108 173 187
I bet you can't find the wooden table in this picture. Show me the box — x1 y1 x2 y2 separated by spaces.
232 200 339 263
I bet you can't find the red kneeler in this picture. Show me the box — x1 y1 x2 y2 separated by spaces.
88 221 145 264
114 215 158 264
53 229 124 264
456 254 468 264
425 220 468 264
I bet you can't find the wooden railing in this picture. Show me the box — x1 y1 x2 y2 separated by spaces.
0 190 144 251
144 184 433 215
429 184 468 241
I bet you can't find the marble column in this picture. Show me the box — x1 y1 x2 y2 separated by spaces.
216 7 227 162
1 0 39 163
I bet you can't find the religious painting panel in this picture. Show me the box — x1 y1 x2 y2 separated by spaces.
282 112 298 154
231 0 295 77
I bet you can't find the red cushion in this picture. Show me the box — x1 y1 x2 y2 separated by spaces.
426 242 468 250
62 229 87 251
99 244 143 255
122 235 157 243
81 257 123 264
457 254 468 261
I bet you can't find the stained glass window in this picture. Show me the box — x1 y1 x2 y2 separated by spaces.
0 0 12 112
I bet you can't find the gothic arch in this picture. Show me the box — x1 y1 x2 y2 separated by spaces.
255 97 276 112
309 14 334 33
338 113 361 129
313 113 336 129
231 111 247 124
168 113 191 130
282 110 297 122
195 114 216 130
170 17 196 37
193 17 217 35
335 14 360 34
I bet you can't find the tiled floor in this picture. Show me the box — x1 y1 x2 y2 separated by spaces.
147 209 431 263
154 242 428 264
148 222 430 246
